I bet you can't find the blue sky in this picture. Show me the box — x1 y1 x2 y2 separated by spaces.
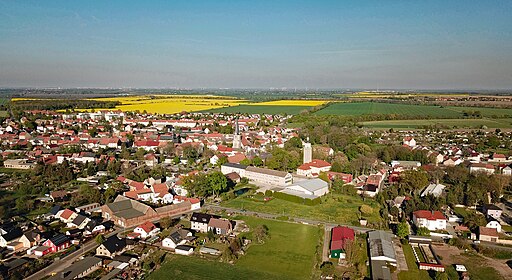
1 0 511 89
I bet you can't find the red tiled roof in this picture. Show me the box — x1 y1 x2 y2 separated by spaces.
297 159 331 170
137 221 157 234
479 226 498 237
60 209 75 220
330 226 354 251
413 210 446 221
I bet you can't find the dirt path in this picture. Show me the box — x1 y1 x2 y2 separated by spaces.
433 244 512 280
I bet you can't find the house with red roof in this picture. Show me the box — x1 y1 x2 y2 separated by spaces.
134 221 160 239
330 226 355 259
413 210 447 231
297 159 332 178
469 163 495 175
57 209 78 223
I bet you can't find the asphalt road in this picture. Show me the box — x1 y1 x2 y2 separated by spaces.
25 229 121 280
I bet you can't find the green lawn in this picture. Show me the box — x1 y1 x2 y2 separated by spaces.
398 244 432 280
221 193 382 226
361 118 512 129
149 255 282 280
235 216 320 279
150 216 320 280
205 105 312 115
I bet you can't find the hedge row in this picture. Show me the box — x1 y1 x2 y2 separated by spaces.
264 190 321 206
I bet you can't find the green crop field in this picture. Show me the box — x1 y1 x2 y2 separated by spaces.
361 118 512 129
222 193 382 226
315 102 461 117
150 216 320 280
205 104 311 115
315 102 512 118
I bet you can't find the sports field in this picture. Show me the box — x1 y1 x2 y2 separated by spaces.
222 193 382 225
150 216 320 280
315 102 512 118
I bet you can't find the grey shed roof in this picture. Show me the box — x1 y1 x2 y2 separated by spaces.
371 260 392 280
368 231 396 261
246 166 290 178
48 256 102 280
222 163 248 169
105 196 151 219
292 179 328 192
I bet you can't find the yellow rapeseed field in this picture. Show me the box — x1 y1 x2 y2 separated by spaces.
250 100 329 106
89 95 248 114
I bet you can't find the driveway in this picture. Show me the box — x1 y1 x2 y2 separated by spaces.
393 239 408 272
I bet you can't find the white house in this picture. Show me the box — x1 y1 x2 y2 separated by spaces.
403 137 416 147
485 219 502 233
296 159 332 178
469 163 495 174
133 222 160 239
412 210 447 231
502 166 511 176
190 213 214 233
162 229 192 249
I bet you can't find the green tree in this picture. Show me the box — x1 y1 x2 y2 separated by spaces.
399 170 429 195
396 221 409 239
416 227 430 236
95 234 105 244
208 171 228 197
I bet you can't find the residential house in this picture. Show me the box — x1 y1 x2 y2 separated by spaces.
191 213 217 233
296 159 332 178
134 221 160 239
19 230 41 248
207 218 233 235
43 234 71 253
403 137 416 147
412 210 447 231
485 218 502 233
479 227 499 242
0 228 23 247
469 163 495 174
330 226 355 259
483 204 502 219
162 229 193 249
57 209 78 224
96 235 126 258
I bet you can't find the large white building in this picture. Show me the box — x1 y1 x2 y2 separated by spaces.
281 179 329 198
221 163 293 186
412 210 447 231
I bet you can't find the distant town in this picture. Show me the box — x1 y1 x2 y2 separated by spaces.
0 91 509 280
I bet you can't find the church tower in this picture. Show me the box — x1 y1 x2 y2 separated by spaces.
233 118 242 149
303 138 312 164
